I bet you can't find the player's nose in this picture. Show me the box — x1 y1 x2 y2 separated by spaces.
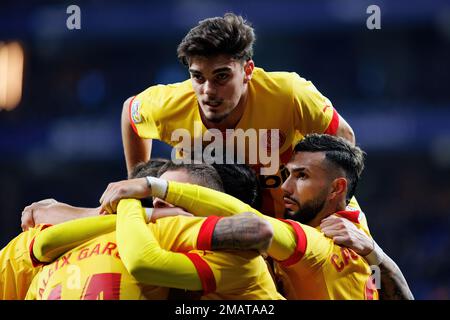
203 80 217 96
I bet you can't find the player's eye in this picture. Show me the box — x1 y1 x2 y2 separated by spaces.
192 74 205 82
297 172 307 179
215 73 229 82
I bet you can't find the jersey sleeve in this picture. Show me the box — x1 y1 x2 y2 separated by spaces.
151 215 209 252
164 181 298 261
0 225 50 300
291 73 339 136
278 219 334 268
128 87 162 140
116 199 208 292
31 215 116 265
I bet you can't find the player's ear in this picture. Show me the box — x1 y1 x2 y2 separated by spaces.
243 60 254 83
328 177 347 201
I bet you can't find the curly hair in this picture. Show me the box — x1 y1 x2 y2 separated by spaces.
177 13 256 66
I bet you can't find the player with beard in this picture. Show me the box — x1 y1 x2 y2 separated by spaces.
100 134 377 299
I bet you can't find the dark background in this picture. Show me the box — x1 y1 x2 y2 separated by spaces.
1 0 449 299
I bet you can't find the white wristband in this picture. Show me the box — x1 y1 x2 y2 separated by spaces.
364 240 385 266
144 207 154 223
145 176 168 199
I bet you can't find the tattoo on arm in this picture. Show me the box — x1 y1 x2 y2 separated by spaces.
211 213 273 252
379 254 414 300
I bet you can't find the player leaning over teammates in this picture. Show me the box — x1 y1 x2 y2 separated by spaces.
101 134 412 300
22 162 282 300
20 12 370 252
121 12 355 218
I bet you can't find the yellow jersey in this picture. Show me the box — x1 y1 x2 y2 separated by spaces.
27 231 168 300
160 181 378 300
273 218 378 300
0 224 50 300
117 199 284 300
129 67 340 217
27 209 283 300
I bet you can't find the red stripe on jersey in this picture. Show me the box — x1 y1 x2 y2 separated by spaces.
324 108 339 135
197 216 222 250
128 96 139 136
276 219 307 267
336 210 361 224
29 224 53 267
183 252 216 295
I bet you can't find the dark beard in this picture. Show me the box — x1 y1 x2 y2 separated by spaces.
284 196 327 225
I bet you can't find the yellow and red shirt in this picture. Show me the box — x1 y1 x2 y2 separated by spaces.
0 224 51 300
160 181 377 300
273 215 378 300
116 200 284 300
27 230 168 300
129 67 340 217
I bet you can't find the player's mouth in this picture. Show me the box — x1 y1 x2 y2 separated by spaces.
203 100 222 109
283 197 299 210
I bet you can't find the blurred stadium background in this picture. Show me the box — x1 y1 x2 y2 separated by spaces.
1 0 449 299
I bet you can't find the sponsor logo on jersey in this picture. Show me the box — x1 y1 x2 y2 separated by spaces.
131 100 142 124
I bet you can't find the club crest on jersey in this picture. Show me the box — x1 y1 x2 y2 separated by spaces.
131 100 142 124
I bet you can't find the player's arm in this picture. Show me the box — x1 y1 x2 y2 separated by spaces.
31 215 116 264
211 213 274 253
152 212 274 254
116 199 204 290
21 200 100 231
99 177 297 261
320 216 414 300
335 114 355 145
122 96 152 176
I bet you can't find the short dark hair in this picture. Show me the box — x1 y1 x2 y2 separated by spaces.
129 159 168 179
177 13 255 66
293 134 366 202
157 161 224 192
212 164 262 209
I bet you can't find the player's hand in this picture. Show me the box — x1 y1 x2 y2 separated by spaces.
21 198 59 231
150 207 193 223
100 178 150 214
320 215 374 256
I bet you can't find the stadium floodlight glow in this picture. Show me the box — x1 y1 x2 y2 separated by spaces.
0 41 24 111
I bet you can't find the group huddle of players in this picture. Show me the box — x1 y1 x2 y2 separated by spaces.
0 13 413 300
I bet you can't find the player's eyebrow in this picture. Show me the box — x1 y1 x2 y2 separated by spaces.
212 67 232 74
188 68 202 75
188 67 232 75
289 166 309 175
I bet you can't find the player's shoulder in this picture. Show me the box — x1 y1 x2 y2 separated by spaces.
133 79 196 114
136 79 193 102
252 67 309 89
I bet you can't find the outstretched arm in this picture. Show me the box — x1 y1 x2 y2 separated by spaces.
21 200 100 231
116 199 203 290
99 177 298 261
211 212 274 253
31 215 116 264
320 215 414 300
